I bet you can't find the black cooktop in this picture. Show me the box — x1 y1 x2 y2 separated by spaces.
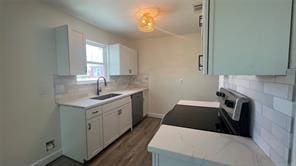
162 104 232 134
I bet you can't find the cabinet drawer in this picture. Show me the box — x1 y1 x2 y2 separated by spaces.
102 97 131 113
86 106 102 119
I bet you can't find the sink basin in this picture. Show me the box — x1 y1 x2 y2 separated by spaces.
91 93 122 100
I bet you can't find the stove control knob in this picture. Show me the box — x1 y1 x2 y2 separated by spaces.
216 91 225 97
225 100 235 108
216 91 221 97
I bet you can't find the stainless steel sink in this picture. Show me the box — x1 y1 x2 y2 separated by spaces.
91 93 122 100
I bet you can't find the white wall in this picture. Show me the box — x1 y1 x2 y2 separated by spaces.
2 0 133 165
134 33 219 116
0 0 4 164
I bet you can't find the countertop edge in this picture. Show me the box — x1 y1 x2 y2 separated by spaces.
57 88 148 109
148 125 275 166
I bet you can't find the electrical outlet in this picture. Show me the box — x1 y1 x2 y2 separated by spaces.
45 140 55 152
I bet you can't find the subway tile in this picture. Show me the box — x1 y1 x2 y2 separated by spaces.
262 106 292 132
236 86 248 95
252 123 262 136
289 85 296 101
273 97 293 117
271 123 292 148
261 128 290 162
228 84 237 90
245 88 274 108
233 79 250 88
254 116 272 132
263 83 291 99
254 76 276 82
253 133 270 156
269 148 289 166
254 101 263 113
253 102 272 132
249 81 264 92
232 76 255 81
275 69 296 85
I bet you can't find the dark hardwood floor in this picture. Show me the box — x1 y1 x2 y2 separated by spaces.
48 117 161 166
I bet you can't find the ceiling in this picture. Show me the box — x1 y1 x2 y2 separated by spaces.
44 0 202 40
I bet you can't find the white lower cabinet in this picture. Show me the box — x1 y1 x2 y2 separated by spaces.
60 96 132 163
103 98 132 147
103 108 120 147
119 103 132 135
87 114 103 159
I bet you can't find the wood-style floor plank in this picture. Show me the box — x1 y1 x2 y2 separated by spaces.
48 117 161 166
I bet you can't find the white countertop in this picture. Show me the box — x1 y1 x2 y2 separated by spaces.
177 100 220 108
58 88 147 109
148 125 274 166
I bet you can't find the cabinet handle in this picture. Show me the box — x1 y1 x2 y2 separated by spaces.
198 54 203 71
118 109 122 115
88 123 91 130
92 111 99 114
129 69 132 74
199 15 203 28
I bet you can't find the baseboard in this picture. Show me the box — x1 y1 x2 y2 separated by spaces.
147 113 165 119
31 149 62 166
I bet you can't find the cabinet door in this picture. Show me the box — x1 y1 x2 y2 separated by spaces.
201 0 209 74
119 103 132 135
69 28 87 75
205 0 292 75
109 44 138 76
119 45 131 75
129 50 138 75
103 109 120 147
86 115 103 159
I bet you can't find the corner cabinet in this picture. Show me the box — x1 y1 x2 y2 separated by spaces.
55 25 87 75
109 44 138 76
200 0 293 75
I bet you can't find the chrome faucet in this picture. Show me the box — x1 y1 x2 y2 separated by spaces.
97 76 107 95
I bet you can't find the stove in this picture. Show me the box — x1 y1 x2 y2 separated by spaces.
162 88 251 137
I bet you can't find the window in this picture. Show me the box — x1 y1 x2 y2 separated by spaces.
77 41 107 82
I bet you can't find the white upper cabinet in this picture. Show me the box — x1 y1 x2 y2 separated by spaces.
109 44 138 76
55 25 87 75
201 0 293 75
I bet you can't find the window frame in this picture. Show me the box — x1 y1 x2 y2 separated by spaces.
76 40 109 84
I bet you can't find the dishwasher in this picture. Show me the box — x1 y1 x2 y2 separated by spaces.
131 92 144 126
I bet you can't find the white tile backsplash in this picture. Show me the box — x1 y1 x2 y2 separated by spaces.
220 70 296 166
262 105 292 131
54 74 149 103
273 97 294 117
263 83 291 99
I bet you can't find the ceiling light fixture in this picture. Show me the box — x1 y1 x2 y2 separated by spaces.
136 8 159 33
138 13 155 32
